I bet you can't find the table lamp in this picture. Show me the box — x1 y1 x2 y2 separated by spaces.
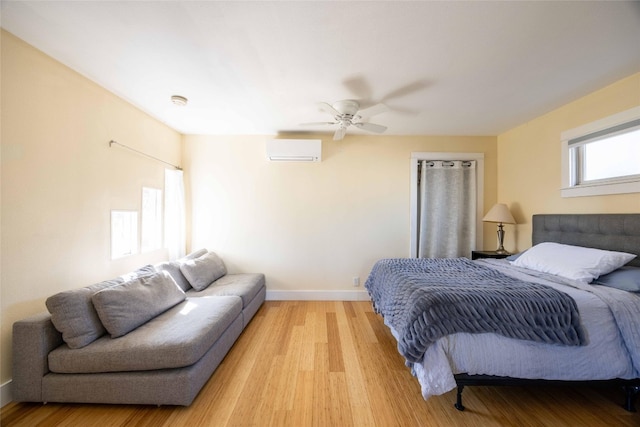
482 203 516 254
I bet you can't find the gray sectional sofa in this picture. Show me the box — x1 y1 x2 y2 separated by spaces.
12 249 265 406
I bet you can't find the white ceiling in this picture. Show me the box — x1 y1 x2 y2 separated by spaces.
2 1 640 137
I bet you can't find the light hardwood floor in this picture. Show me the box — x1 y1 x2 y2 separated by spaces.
2 301 638 426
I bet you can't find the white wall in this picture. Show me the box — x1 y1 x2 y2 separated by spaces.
183 134 497 297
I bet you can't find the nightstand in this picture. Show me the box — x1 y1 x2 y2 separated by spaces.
471 250 510 260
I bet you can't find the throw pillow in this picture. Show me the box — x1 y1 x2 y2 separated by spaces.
92 271 186 338
180 251 227 291
155 248 208 291
594 266 640 292
46 264 156 348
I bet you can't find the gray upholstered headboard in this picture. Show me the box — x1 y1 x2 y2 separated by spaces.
532 214 640 268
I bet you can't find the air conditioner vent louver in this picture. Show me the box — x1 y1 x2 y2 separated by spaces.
266 139 321 162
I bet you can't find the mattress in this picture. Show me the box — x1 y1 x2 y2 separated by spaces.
381 259 640 400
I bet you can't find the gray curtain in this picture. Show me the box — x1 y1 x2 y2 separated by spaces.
417 160 476 258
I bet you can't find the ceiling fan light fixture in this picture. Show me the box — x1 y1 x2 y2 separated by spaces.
171 95 188 106
303 98 389 140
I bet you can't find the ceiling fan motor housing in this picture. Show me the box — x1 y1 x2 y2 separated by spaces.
302 99 387 140
332 100 360 117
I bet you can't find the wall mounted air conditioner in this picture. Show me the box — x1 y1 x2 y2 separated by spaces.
266 139 322 162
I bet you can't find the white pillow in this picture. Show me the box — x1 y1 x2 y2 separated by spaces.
511 242 636 284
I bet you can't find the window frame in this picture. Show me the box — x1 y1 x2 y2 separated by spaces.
561 106 640 198
110 210 139 259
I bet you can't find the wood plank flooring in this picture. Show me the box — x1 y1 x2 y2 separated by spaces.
2 301 638 426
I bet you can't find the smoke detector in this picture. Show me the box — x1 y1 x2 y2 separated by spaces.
171 95 188 106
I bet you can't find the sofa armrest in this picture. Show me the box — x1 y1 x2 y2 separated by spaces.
12 312 63 402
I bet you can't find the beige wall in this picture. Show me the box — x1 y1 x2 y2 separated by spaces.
497 73 640 252
183 134 497 293
0 31 181 385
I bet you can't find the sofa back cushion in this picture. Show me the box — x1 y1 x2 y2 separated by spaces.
45 265 156 349
155 248 208 291
180 251 227 291
92 271 186 338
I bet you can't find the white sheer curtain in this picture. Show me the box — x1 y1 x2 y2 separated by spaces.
164 169 186 261
417 160 476 258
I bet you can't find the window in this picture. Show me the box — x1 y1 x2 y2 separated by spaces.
141 187 162 252
111 210 138 259
579 129 640 182
561 107 640 197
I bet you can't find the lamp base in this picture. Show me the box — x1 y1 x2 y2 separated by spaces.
495 223 509 255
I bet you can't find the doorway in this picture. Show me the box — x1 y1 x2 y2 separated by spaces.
409 152 484 258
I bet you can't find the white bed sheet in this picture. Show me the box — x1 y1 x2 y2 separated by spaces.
391 259 640 400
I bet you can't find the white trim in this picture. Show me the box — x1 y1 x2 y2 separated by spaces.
560 173 640 197
560 106 640 142
1 380 12 408
409 152 484 257
266 290 370 301
560 106 640 198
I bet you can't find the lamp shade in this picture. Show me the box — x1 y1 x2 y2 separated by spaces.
482 203 516 224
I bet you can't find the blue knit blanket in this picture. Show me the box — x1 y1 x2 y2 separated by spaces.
365 258 586 363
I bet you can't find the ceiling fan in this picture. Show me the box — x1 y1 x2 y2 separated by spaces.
302 100 389 140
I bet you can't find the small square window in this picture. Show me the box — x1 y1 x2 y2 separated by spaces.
111 210 138 259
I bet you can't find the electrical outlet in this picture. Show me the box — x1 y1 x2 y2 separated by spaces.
352 276 360 287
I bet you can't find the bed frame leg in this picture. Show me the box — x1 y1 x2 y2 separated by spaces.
454 385 465 411
623 385 638 412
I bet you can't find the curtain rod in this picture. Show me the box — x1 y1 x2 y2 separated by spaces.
109 140 182 170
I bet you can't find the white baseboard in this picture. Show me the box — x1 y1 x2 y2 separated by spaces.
1 380 12 408
266 290 370 301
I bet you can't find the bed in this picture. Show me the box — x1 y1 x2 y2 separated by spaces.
365 213 640 412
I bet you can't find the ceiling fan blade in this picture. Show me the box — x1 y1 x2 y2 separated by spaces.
380 80 430 102
300 121 336 126
333 127 347 141
353 122 387 133
317 102 340 117
358 103 389 118
342 75 372 100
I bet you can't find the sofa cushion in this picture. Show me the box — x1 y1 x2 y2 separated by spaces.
45 265 156 349
180 251 227 291
48 296 242 373
154 248 208 291
186 273 265 307
92 271 186 338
